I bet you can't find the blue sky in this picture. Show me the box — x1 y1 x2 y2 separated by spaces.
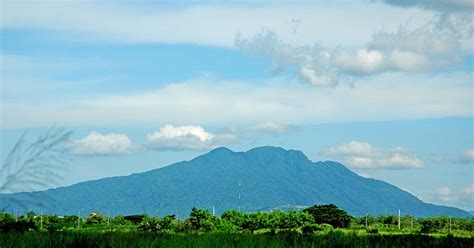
1 0 473 211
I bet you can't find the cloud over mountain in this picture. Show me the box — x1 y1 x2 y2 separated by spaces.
145 124 235 151
64 131 133 155
323 141 424 170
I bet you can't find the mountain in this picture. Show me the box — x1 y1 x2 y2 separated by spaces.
0 146 470 217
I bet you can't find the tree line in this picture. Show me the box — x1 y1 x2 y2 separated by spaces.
1 204 472 234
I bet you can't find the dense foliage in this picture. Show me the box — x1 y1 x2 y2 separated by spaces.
1 205 472 235
0 204 473 247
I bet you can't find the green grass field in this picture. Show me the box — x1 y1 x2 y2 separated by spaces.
1 230 473 248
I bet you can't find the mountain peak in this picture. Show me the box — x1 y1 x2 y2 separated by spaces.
245 146 310 163
246 146 287 154
208 147 234 155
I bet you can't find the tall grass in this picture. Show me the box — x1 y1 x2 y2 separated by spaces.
0 128 71 211
1 231 473 248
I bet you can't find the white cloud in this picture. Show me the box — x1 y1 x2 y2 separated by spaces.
324 141 374 157
423 185 474 210
145 124 234 151
299 67 335 87
434 187 457 203
0 2 434 48
462 184 474 195
1 72 472 129
64 131 133 155
332 49 385 75
323 141 424 170
249 121 293 134
235 12 471 86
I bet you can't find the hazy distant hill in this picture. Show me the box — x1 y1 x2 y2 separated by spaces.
0 146 470 217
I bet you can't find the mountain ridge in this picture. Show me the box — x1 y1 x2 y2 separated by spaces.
0 146 470 217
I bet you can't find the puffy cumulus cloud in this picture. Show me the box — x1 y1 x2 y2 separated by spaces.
248 121 294 134
322 141 424 170
383 0 474 13
144 124 235 151
236 12 472 86
64 131 133 155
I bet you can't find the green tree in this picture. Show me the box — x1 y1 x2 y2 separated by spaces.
242 212 269 233
185 208 216 231
0 214 36 233
139 215 176 233
303 204 352 228
85 213 106 225
221 209 247 229
278 211 314 229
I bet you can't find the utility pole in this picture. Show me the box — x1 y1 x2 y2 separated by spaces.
365 214 368 228
398 209 401 230
40 211 43 231
212 206 215 216
15 210 18 222
449 216 452 233
238 179 241 212
77 210 81 229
